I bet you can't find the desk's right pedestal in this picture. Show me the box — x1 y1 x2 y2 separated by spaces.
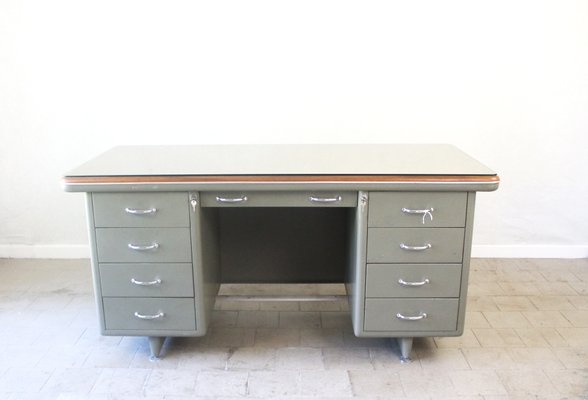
347 191 476 362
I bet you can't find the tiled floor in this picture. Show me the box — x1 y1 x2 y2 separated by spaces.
0 258 587 399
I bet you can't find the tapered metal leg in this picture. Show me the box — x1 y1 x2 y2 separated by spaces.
397 337 413 363
148 336 165 360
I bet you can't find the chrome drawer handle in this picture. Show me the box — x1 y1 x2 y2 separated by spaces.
401 207 434 224
134 311 164 320
131 278 162 286
125 207 157 215
127 243 159 251
309 195 342 203
398 278 430 287
215 195 248 203
399 243 432 251
396 312 427 321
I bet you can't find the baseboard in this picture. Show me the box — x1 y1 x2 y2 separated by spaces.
471 245 588 259
0 245 90 259
1 244 586 260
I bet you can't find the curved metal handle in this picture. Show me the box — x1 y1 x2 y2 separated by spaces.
134 311 164 320
398 278 430 287
401 207 434 224
309 195 342 203
125 207 157 215
127 243 159 251
399 243 432 251
396 312 427 321
215 195 248 203
131 278 162 286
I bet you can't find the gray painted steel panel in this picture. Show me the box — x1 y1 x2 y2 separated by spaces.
364 298 459 332
103 297 196 331
365 264 462 298
95 228 192 263
368 192 467 227
366 228 465 263
93 192 189 227
99 263 194 297
201 191 357 207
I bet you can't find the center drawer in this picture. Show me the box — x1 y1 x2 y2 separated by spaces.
367 228 464 263
366 264 462 298
99 263 194 297
95 228 192 263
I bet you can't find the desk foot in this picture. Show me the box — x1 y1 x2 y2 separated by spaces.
148 336 166 359
397 337 413 363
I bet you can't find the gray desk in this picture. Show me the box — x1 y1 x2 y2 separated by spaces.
63 144 499 361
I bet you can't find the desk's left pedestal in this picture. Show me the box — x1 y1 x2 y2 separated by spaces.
85 192 219 358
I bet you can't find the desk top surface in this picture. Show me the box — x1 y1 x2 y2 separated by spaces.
63 144 499 191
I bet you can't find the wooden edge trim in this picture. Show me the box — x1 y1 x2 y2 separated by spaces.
63 174 500 184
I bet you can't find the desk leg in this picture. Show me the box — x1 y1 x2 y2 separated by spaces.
148 336 166 360
397 337 413 363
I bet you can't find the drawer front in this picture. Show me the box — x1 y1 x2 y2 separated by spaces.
366 264 462 298
368 192 467 228
364 298 459 332
96 228 192 263
103 297 196 331
93 192 189 227
99 263 194 297
367 228 464 263
201 191 357 207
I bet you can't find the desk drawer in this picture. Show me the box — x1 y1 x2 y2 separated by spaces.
201 191 357 207
368 192 467 228
367 228 464 263
96 228 192 263
93 192 189 228
99 263 194 297
103 297 196 331
366 264 462 298
364 298 459 332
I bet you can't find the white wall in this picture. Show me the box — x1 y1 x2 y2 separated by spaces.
1 0 587 258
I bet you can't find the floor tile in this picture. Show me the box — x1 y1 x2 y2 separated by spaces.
299 370 352 397
0 368 53 393
226 347 276 370
322 348 373 370
496 369 560 397
247 370 300 397
194 370 248 397
279 311 321 329
449 370 508 396
254 328 301 347
275 347 324 370
143 369 197 396
483 311 531 328
40 368 102 394
348 369 404 397
91 368 150 395
492 296 536 311
545 368 588 396
523 310 573 328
